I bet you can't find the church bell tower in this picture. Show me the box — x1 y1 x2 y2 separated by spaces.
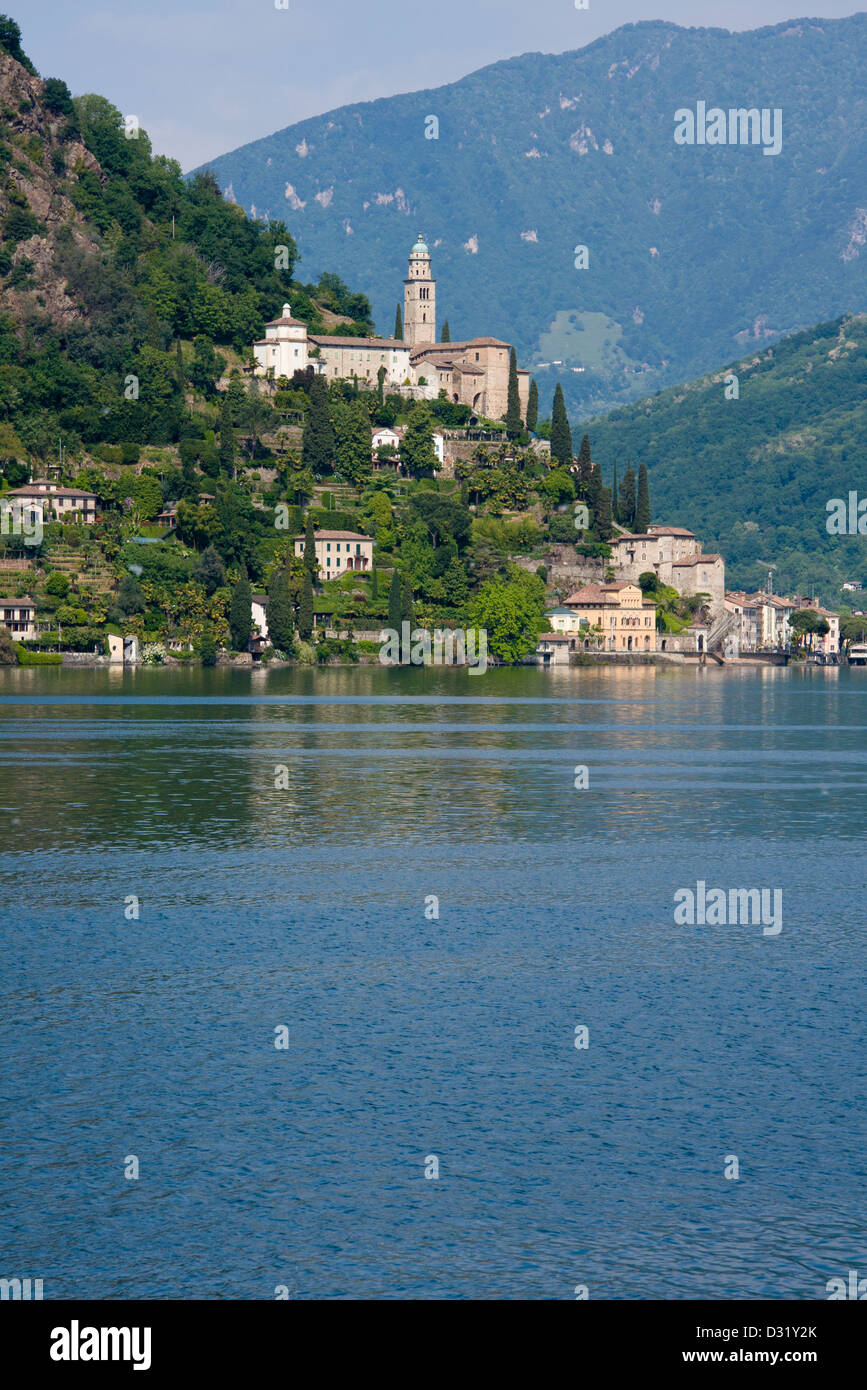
403 233 436 346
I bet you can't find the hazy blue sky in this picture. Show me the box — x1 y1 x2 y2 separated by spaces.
15 2 864 170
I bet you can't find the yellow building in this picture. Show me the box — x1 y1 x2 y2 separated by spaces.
293 529 373 581
553 582 658 652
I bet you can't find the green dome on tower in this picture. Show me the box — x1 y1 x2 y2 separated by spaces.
410 233 429 256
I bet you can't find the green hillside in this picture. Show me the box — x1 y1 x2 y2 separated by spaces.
194 16 867 417
585 314 867 602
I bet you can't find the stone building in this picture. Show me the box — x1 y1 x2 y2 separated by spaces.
253 305 410 389
403 233 436 347
611 525 725 611
252 236 531 422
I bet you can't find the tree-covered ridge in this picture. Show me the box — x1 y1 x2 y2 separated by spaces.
584 314 867 602
0 15 374 463
193 14 867 419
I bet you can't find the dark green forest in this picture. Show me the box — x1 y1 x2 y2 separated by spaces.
585 315 867 601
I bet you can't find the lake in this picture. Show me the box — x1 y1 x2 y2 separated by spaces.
0 662 864 1299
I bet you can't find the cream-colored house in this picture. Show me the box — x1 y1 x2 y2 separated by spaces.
0 596 36 639
557 582 658 652
293 530 374 581
7 483 97 524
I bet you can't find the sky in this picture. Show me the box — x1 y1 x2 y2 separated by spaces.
14 2 865 171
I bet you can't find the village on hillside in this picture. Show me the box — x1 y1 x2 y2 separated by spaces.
0 234 861 670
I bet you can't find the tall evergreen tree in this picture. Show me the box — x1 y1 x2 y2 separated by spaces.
228 576 252 651
586 462 603 519
219 393 234 474
333 397 372 486
298 570 314 639
526 378 539 433
303 512 316 575
267 568 294 651
301 374 334 474
635 462 651 533
619 463 637 531
376 364 386 405
394 303 403 339
175 339 185 394
611 458 619 525
371 563 378 600
550 384 573 467
597 486 614 540
401 573 414 626
441 319 451 343
576 433 592 484
400 403 438 477
504 347 522 438
388 570 402 630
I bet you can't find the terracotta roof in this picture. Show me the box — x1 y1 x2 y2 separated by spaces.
538 633 573 642
671 554 722 566
8 485 96 499
308 335 406 350
1 595 35 608
647 525 696 537
265 313 308 327
297 530 372 541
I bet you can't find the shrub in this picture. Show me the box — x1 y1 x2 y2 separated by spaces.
15 646 61 665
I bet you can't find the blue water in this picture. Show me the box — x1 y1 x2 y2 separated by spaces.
1 662 864 1299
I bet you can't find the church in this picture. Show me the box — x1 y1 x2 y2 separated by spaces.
253 234 531 421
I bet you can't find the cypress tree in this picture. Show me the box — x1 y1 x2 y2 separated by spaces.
298 570 314 639
441 319 451 343
388 570 402 630
219 394 234 474
611 458 619 524
597 486 614 540
576 433 592 484
394 303 403 339
303 513 316 574
635 462 651 533
267 568 294 651
550 384 573 468
401 573 414 626
526 378 538 433
175 339 184 393
301 373 334 474
229 576 252 651
586 462 603 518
371 563 379 600
620 463 637 531
505 347 522 438
376 364 386 405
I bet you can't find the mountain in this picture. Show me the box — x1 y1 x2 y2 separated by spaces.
584 313 867 602
0 16 372 457
192 15 867 417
